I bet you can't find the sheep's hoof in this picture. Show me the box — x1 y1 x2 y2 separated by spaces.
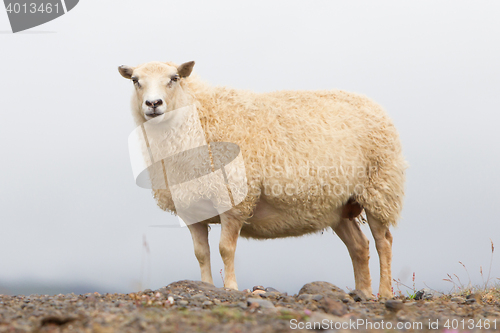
377 293 394 302
224 281 239 290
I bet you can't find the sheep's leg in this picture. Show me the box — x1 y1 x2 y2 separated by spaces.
219 213 244 290
334 218 373 298
366 212 393 299
187 222 214 285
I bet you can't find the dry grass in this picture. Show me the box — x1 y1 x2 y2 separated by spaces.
393 239 499 302
444 239 497 296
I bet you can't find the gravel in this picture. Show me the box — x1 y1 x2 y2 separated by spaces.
0 280 499 332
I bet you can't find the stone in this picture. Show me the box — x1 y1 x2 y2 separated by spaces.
167 280 217 290
247 298 275 309
265 287 280 293
385 300 404 313
252 290 266 295
349 289 368 302
299 282 350 304
321 298 348 316
299 281 345 295
451 296 466 303
342 297 354 304
466 293 481 304
298 294 313 301
253 286 265 291
192 293 208 300
415 288 434 300
177 300 189 306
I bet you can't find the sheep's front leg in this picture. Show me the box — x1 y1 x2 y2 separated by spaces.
219 213 244 290
366 212 393 299
187 222 214 285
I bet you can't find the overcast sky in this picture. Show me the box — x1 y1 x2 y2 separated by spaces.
1 1 499 296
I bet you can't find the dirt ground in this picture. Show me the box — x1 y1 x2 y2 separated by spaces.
1 280 499 332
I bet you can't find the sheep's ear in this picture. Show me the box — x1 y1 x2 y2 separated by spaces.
177 61 195 78
118 65 134 79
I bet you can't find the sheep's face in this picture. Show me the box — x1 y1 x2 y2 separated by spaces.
118 61 195 121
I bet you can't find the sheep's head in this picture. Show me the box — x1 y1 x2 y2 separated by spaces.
118 61 195 121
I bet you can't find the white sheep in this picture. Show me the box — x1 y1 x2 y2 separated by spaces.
118 61 407 298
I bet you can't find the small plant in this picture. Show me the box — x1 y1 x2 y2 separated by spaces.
393 272 417 299
140 234 151 291
482 239 495 289
444 239 496 295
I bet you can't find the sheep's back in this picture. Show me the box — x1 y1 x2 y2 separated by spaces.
199 88 404 214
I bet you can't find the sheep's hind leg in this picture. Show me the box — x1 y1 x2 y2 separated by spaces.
219 212 244 290
366 211 393 299
334 218 373 298
187 222 214 285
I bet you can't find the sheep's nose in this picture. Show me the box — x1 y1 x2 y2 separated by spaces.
145 99 163 108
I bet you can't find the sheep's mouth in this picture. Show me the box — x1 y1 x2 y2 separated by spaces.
145 112 164 118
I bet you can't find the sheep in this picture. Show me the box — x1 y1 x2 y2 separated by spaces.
118 60 407 298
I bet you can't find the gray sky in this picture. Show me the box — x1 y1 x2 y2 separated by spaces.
1 1 499 296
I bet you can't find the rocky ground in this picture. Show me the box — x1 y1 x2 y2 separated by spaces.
1 280 499 332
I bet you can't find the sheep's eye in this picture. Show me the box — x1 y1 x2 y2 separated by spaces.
171 76 179 82
132 77 139 86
